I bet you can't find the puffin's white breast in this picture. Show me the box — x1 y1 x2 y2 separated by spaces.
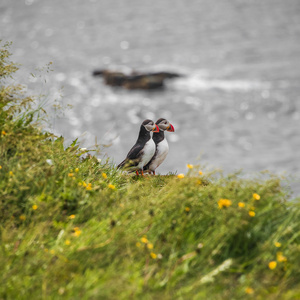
138 139 155 168
149 138 169 171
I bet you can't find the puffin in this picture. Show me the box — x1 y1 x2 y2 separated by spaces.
144 118 175 175
117 119 159 175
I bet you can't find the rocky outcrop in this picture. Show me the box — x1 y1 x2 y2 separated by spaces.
92 69 182 90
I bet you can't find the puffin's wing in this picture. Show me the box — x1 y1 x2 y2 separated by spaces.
118 143 144 169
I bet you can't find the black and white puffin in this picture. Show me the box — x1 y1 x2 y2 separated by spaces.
144 118 175 175
117 119 159 175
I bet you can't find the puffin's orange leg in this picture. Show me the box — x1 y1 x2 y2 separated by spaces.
141 170 144 176
136 170 139 176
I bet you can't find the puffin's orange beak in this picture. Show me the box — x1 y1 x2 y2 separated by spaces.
167 123 175 132
152 124 159 132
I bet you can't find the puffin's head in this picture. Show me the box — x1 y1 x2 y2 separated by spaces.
156 118 175 132
142 119 159 132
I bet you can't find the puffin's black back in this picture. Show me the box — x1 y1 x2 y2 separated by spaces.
152 130 164 145
117 119 153 168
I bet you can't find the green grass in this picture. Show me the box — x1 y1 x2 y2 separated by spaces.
1 42 300 299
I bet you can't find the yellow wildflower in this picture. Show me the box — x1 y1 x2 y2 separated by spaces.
73 227 80 231
249 211 255 217
276 252 287 262
1 130 6 135
19 215 26 221
185 207 190 212
75 168 79 172
274 242 281 248
136 242 142 248
102 172 107 179
141 237 148 244
65 240 71 245
50 249 55 255
150 252 157 259
197 180 202 185
78 182 82 186
199 171 203 175
245 287 254 294
268 261 277 270
187 164 194 169
73 230 81 237
82 181 87 187
147 243 154 249
147 243 153 249
32 204 38 210
86 183 92 191
0 165 2 169
108 184 115 190
68 214 76 219
253 193 260 200
9 171 13 176
177 173 185 179
218 198 232 209
238 202 245 208
68 173 74 177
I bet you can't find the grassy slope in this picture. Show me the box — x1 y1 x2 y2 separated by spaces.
1 43 300 299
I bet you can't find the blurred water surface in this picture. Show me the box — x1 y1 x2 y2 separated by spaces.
1 0 300 194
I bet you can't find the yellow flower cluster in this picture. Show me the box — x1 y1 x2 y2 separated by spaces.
177 174 185 179
108 184 115 190
274 242 281 248
19 215 26 221
73 227 81 237
1 130 6 135
268 242 287 269
276 252 287 262
147 243 154 249
86 183 92 191
187 164 194 169
268 261 277 270
141 236 148 244
138 236 160 260
102 172 107 179
32 204 38 210
253 193 260 200
249 211 255 217
245 287 254 294
218 198 232 209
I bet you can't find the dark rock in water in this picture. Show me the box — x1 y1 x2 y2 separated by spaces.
101 70 127 86
123 74 164 90
92 69 182 90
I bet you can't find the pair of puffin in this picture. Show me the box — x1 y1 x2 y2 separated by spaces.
118 118 175 175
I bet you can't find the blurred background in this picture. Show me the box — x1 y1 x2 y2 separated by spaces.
1 0 300 194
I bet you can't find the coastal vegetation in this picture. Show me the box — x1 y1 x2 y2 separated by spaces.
1 42 300 299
